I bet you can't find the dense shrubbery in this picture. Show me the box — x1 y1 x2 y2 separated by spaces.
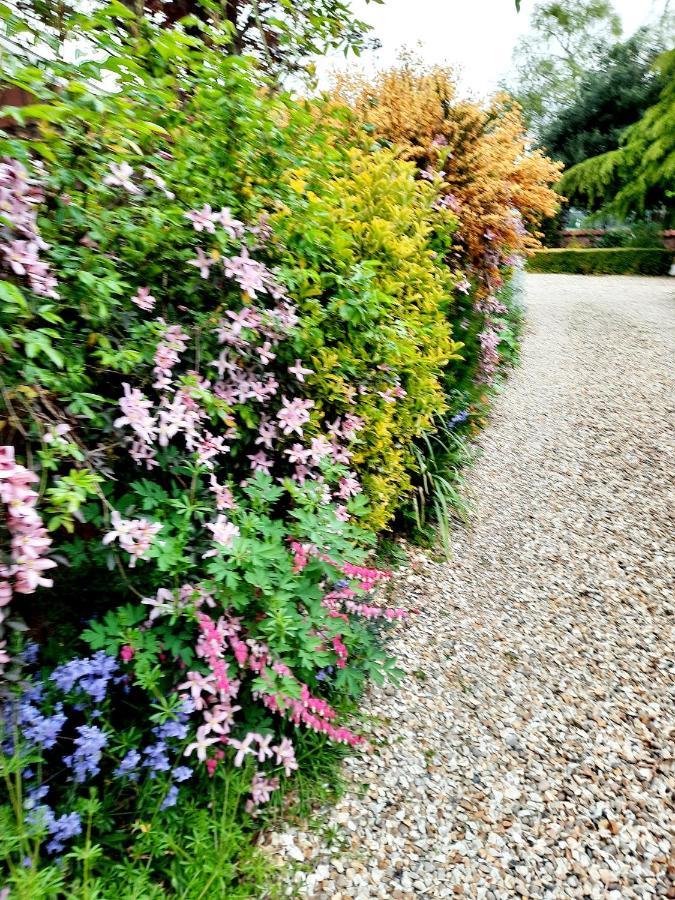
527 248 673 275
331 61 559 540
0 12 560 896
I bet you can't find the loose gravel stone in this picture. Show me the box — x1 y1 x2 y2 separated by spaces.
265 275 675 899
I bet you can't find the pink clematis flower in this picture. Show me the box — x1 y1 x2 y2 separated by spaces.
276 396 313 437
288 359 313 382
185 205 217 233
103 161 140 194
131 286 156 312
188 247 216 279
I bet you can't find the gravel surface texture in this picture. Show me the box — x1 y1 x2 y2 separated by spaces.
266 274 675 899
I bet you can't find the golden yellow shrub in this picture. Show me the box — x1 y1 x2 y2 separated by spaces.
332 61 563 291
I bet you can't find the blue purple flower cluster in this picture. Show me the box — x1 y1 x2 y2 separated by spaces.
2 645 196 857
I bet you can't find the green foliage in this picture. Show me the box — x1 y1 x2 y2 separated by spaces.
539 29 663 169
273 147 463 530
0 0 380 81
0 750 274 899
526 247 673 275
505 0 622 134
559 50 675 223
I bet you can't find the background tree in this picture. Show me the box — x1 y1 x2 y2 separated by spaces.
559 49 675 224
0 0 381 79
538 28 664 169
503 0 622 135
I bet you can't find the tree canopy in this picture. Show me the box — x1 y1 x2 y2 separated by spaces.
559 49 675 223
504 0 623 135
539 28 663 169
0 0 381 79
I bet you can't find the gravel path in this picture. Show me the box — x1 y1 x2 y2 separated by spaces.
268 274 675 899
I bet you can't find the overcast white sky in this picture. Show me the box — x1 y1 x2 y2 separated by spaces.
317 0 662 99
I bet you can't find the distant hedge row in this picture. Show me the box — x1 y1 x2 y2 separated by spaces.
527 248 673 276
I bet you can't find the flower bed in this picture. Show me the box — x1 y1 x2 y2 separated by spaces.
0 19 560 897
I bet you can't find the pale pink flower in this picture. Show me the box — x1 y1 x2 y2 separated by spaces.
204 515 240 557
184 724 221 761
276 396 313 437
249 771 279 805
215 207 243 238
288 359 313 382
248 451 272 473
43 423 71 444
13 554 56 592
272 737 298 777
178 671 217 710
131 286 156 312
0 581 12 607
254 419 278 450
188 247 215 279
196 432 229 469
185 205 217 233
209 475 236 511
103 161 140 194
284 443 311 465
257 341 276 365
115 383 157 444
229 732 256 767
337 474 361 499
309 435 332 464
202 704 236 736
141 167 175 199
222 247 270 298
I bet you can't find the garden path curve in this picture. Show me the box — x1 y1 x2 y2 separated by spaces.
268 274 675 900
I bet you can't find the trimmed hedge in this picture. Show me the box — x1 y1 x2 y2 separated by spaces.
527 248 673 276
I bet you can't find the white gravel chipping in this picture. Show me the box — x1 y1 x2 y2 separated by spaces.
265 274 675 899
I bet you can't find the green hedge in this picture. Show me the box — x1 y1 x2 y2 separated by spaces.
527 248 673 276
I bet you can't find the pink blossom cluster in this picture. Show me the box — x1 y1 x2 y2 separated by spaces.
289 541 407 624
473 294 508 316
261 682 364 747
141 583 216 622
114 211 369 498
476 327 501 384
321 591 408 622
101 510 162 567
177 613 299 807
153 322 190 391
0 446 56 673
185 204 244 238
247 772 280 813
0 158 59 298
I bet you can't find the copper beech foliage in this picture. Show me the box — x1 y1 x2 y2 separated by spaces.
332 61 563 294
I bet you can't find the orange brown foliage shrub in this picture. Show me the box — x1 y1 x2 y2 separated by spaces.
332 61 563 293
